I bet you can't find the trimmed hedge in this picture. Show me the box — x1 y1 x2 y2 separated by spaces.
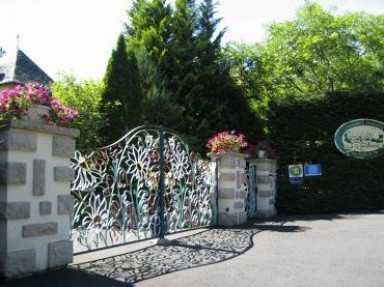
268 92 384 214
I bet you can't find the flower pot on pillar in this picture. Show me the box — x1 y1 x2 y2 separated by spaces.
22 105 51 122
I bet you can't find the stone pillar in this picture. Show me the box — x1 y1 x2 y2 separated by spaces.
208 152 249 226
0 119 79 278
249 158 277 218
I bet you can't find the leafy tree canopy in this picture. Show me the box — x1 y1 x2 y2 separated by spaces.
51 73 105 151
224 1 384 109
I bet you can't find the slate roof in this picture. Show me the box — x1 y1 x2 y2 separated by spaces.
0 49 53 86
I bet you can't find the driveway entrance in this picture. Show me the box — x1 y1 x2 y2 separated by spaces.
2 213 383 287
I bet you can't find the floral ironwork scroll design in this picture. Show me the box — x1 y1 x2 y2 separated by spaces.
71 126 216 252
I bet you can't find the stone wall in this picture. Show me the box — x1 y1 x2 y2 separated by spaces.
249 158 277 218
208 152 249 226
0 119 78 278
208 153 277 225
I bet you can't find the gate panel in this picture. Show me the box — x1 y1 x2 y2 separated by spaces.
245 165 257 219
71 126 216 252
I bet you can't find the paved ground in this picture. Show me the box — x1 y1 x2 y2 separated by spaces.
135 213 384 287
2 213 384 287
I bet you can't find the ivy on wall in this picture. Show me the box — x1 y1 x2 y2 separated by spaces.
268 92 384 214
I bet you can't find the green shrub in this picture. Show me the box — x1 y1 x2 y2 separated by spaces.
269 92 384 214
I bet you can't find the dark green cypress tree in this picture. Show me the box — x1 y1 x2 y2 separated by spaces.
124 0 262 152
166 0 204 147
126 0 186 132
100 34 143 145
193 0 261 148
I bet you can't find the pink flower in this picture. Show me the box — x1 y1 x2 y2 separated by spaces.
0 82 78 126
206 131 248 154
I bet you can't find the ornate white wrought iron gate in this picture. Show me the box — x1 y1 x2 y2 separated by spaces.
70 126 217 253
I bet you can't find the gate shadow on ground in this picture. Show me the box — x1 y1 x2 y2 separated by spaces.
261 213 347 223
1 224 311 287
0 267 132 287
73 228 259 285
250 223 310 233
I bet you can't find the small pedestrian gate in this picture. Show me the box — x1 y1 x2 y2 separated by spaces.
70 126 217 253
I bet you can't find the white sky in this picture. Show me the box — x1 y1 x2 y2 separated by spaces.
1 0 384 81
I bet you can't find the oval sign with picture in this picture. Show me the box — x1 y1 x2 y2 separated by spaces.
334 119 384 159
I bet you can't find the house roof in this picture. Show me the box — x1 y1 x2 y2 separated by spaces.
0 49 53 86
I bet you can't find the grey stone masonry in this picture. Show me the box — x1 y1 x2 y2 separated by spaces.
0 119 78 278
219 212 246 226
208 152 249 227
22 222 58 237
33 160 46 196
0 162 27 184
39 201 52 215
239 159 247 168
219 213 238 226
0 249 36 278
258 189 273 197
219 188 235 199
248 158 277 219
52 136 76 157
0 119 80 138
48 240 73 268
233 201 244 209
220 158 237 169
57 195 73 215
0 130 37 151
257 175 270 184
54 166 75 182
0 202 30 220
220 173 236 181
238 212 247 224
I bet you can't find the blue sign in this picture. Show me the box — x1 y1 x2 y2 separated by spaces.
290 177 304 184
304 164 322 176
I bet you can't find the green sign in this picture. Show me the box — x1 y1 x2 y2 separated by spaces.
288 164 303 178
334 119 384 159
288 164 304 184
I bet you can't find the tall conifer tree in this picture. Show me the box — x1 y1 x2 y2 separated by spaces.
125 0 261 152
100 34 143 145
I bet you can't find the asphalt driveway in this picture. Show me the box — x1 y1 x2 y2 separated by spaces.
136 213 384 287
2 213 383 287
